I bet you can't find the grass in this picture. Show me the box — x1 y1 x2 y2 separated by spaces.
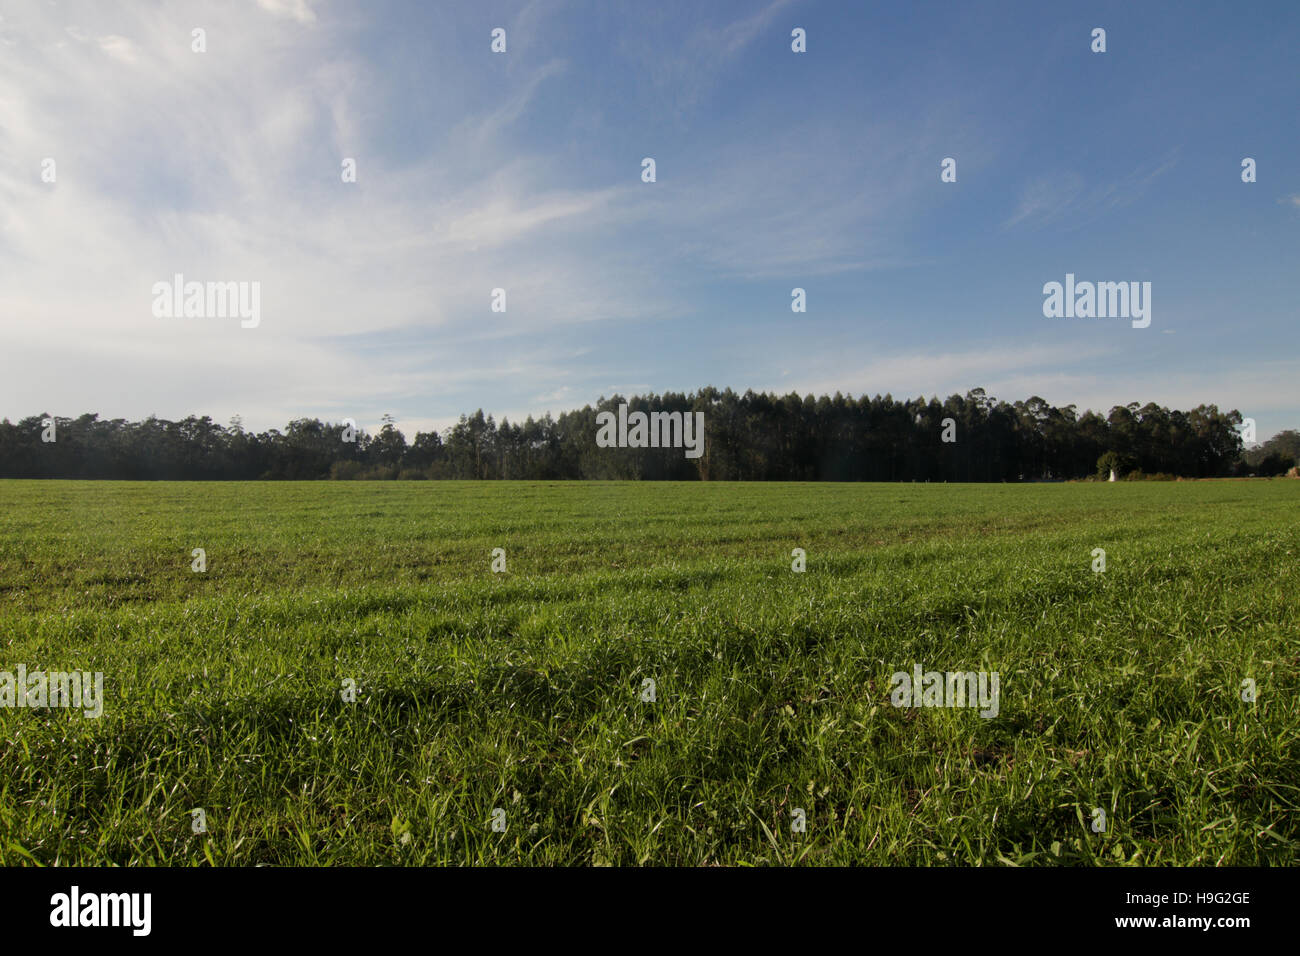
0 478 1296 866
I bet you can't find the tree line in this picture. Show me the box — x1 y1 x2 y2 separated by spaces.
0 387 1287 482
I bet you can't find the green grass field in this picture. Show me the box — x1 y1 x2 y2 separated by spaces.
0 479 1296 866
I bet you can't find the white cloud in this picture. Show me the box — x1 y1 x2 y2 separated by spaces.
255 0 317 25
0 2 683 430
96 34 139 64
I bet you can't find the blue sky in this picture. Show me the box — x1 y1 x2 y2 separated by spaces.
1 0 1296 440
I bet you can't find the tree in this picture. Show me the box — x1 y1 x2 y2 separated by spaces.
1097 450 1134 480
369 414 408 469
0 390 1275 482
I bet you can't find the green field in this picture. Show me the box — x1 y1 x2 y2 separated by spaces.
1 479 1296 866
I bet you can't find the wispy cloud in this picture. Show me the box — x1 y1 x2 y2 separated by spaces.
797 343 1117 400
620 0 805 113
714 0 799 58
0 2 684 429
1004 152 1179 230
1004 173 1086 229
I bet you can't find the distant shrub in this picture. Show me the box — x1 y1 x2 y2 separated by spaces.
1256 452 1292 477
397 468 428 480
329 460 364 480
1122 470 1176 481
1288 466 1300 479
